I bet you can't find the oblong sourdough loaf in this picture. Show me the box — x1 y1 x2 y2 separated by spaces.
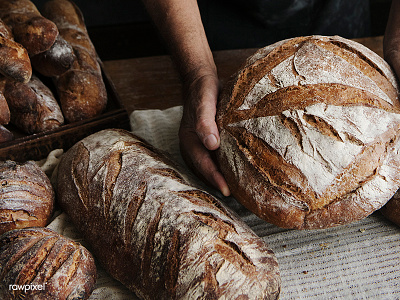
216 35 400 229
55 128 281 300
0 227 96 300
0 160 54 235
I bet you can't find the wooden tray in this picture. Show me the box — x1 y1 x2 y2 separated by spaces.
0 65 131 162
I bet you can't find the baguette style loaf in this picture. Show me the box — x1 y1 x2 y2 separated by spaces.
0 227 96 300
217 35 400 229
0 0 58 56
4 74 64 134
56 129 281 300
31 34 76 77
42 0 107 123
0 19 31 83
0 160 54 235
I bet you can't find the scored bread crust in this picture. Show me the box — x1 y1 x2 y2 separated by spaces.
55 128 281 300
0 160 54 235
217 35 400 229
0 227 96 300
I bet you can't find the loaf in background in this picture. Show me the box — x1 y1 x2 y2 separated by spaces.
0 160 54 235
31 34 76 77
0 227 96 300
0 0 58 56
42 0 107 123
0 18 32 83
55 128 281 300
217 35 400 229
4 74 64 134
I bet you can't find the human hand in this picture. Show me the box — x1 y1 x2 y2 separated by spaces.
179 72 231 196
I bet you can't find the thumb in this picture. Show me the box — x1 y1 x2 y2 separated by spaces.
193 81 220 151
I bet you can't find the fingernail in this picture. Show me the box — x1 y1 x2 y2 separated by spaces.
221 186 231 197
204 134 218 149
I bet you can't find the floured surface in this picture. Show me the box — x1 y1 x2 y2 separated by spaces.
39 106 400 299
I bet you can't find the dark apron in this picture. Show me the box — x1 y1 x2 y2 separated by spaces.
198 0 371 50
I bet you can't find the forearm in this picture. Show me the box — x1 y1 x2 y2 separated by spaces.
141 0 216 83
384 0 400 70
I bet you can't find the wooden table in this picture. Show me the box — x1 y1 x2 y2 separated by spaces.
102 36 385 114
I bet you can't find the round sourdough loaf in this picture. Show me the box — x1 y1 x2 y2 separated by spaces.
0 227 96 299
216 35 400 229
0 160 55 235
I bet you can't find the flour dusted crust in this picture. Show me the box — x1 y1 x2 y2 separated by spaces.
0 227 96 299
217 35 400 229
56 128 281 299
31 35 76 77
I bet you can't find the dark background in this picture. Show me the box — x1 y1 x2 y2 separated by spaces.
31 0 391 61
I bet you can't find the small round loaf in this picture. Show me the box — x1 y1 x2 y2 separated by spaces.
217 35 400 229
0 227 96 300
0 160 54 235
